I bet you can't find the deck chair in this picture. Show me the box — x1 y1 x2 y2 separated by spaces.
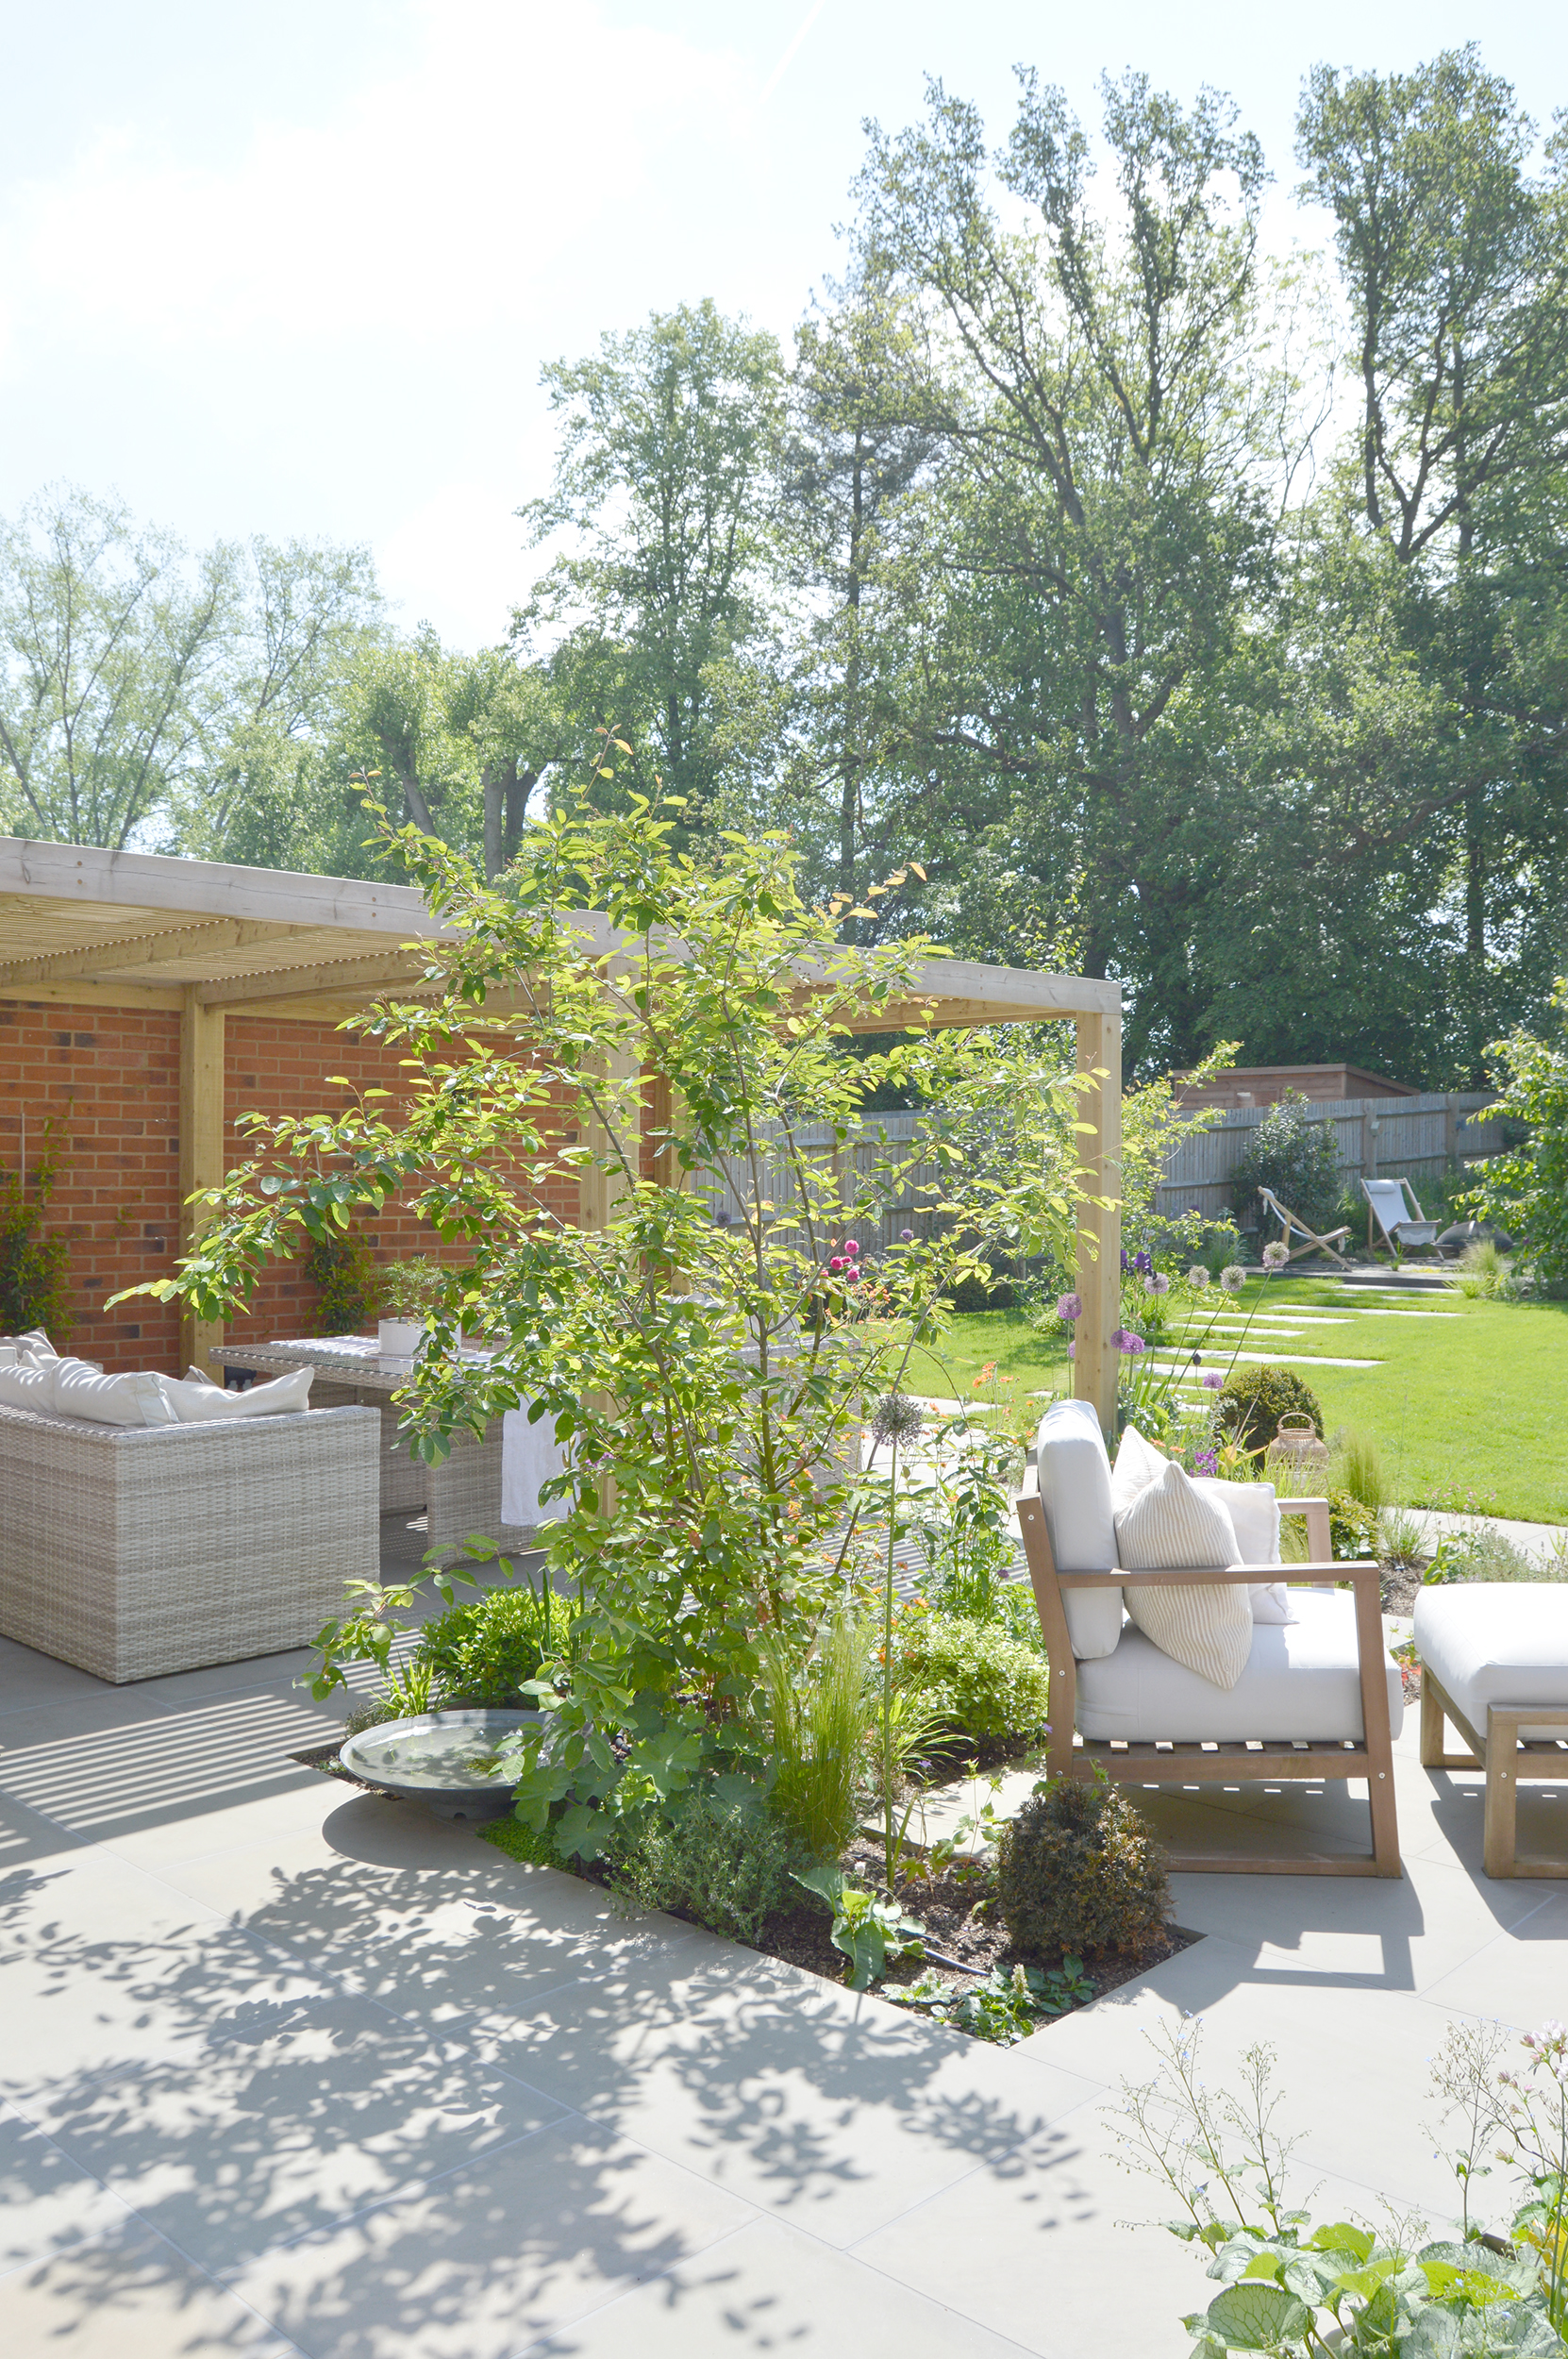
1361 1177 1440 1258
1016 1401 1403 1876
1257 1184 1353 1268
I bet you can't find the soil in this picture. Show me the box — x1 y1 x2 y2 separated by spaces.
1380 1563 1428 1616
749 1832 1199 2011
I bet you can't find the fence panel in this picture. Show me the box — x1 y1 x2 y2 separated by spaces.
1154 1092 1504 1225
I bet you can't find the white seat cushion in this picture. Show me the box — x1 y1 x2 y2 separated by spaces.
159 1367 315 1420
1035 1399 1123 1661
1414 1584 1568 1746
1076 1588 1404 1743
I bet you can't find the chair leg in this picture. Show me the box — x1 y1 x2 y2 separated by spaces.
1366 1749 1402 1877
1483 1712 1520 1879
1420 1676 1446 1767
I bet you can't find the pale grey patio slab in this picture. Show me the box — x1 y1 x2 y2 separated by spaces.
474 1937 1103 2248
225 2116 753 2359
1416 1887 1568 2030
0 2098 137 2278
0 1631 128 1715
516 2214 1040 2357
0 2215 299 2355
18 1989 569 2278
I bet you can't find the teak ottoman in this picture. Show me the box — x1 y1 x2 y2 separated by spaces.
1414 1582 1568 1877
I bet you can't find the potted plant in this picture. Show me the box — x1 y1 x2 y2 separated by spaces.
376 1258 443 1357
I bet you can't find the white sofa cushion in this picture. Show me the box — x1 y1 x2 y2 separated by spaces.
1414 1583 1568 1745
1193 1477 1294 1624
1115 1458 1252 1688
50 1360 179 1426
1109 1424 1165 1514
160 1367 314 1421
1035 1399 1123 1661
1076 1587 1404 1743
0 1362 58 1412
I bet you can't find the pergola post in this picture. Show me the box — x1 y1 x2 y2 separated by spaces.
177 988 226 1375
1074 1002 1123 1437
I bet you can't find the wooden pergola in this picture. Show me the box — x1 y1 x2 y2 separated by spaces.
0 838 1124 1425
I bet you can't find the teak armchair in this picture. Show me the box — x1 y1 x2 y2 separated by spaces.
1016 1470 1402 1877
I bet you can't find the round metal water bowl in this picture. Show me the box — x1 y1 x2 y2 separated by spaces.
339 1709 540 1821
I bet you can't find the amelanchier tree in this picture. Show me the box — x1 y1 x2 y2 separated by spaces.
122 791 1095 1860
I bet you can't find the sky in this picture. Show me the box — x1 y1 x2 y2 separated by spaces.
0 0 1562 649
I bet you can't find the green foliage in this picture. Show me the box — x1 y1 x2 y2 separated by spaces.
1326 1488 1379 1561
894 1611 1050 1744
478 1811 564 1871
996 1775 1170 1961
1424 1528 1566 1585
1229 1095 1343 1237
1336 1433 1389 1513
614 1786 802 1946
0 1121 73 1341
1467 983 1568 1297
885 1958 1093 2043
378 1257 445 1318
1117 2016 1568 2355
792 1864 926 1991
1217 1366 1325 1452
764 1613 871 1863
414 1584 576 1706
303 1222 384 1335
1453 1237 1523 1300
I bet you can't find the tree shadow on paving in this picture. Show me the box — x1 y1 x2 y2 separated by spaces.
0 1794 1092 2345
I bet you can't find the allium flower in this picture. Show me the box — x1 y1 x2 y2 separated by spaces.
1143 1272 1170 1296
1220 1264 1246 1294
1187 1264 1210 1290
1190 1350 1202 1365
1066 1341 1076 1360
900 1228 913 1242
1200 1371 1223 1390
871 1389 926 1447
1056 1291 1083 1322
1262 1241 1290 1270
1113 1329 1145 1354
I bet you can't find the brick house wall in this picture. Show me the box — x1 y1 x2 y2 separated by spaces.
0 999 581 1374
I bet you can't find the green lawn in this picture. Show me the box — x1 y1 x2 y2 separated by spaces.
913 1278 1568 1526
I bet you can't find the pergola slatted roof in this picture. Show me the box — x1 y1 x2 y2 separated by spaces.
0 836 1123 1419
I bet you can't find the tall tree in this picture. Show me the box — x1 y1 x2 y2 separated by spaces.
516 300 786 818
848 71 1300 1067
1297 47 1568 1065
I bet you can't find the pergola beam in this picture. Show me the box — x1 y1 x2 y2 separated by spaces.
0 917 316 989
193 952 438 1007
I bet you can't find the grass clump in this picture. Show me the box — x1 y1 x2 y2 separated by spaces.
894 1610 1051 1745
996 1774 1169 1961
764 1612 871 1863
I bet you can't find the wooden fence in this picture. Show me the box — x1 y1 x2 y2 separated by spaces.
1152 1093 1506 1225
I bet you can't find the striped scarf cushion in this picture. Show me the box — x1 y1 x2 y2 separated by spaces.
1114 1456 1254 1689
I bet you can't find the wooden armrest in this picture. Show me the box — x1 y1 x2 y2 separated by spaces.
1058 1561 1348 1586
1278 1497 1329 1514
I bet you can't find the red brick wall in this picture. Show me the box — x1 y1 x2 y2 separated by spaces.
0 999 582 1375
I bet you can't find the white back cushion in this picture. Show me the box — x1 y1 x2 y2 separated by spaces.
160 1367 314 1420
1109 1424 1165 1515
1192 1476 1294 1624
0 1362 58 1412
1034 1399 1123 1660
51 1362 178 1426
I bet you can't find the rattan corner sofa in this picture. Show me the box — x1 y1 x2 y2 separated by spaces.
0 1399 381 1682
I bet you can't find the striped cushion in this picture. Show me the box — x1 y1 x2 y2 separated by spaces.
1114 1457 1253 1689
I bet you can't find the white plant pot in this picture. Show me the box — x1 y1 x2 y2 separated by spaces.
377 1318 425 1358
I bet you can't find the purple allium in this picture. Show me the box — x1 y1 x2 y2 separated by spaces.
1056 1291 1083 1322
1113 1329 1145 1355
1200 1371 1223 1390
1067 1341 1076 1360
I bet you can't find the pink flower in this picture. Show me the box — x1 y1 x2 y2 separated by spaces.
1056 1291 1083 1322
828 1257 844 1273
843 1239 859 1256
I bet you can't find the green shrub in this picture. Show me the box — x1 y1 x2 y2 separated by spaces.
997 1775 1169 1960
1229 1093 1342 1237
1216 1365 1324 1451
1424 1527 1566 1584
304 1221 385 1335
894 1611 1050 1743
0 1118 73 1342
613 1788 802 1945
1463 979 1568 1297
480 1812 564 1869
1326 1486 1379 1559
414 1585 574 1706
